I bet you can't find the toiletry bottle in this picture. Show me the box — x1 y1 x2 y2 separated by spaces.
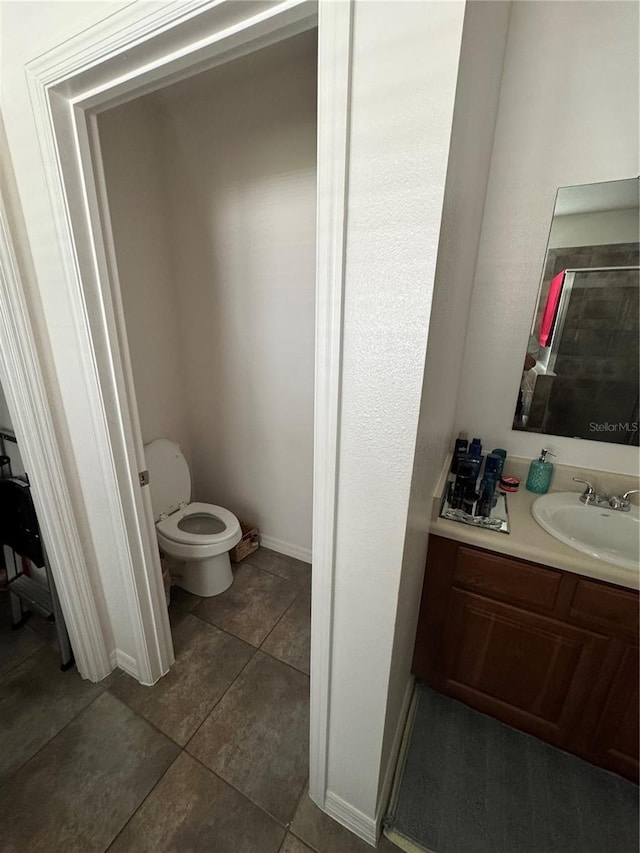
526 448 556 494
476 473 497 517
451 460 475 510
484 453 501 477
469 437 482 457
464 437 484 483
450 431 469 474
491 448 507 479
484 454 502 506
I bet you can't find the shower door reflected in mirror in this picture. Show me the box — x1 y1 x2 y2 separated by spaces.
513 178 639 446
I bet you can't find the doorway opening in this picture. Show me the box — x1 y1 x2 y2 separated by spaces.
98 29 317 576
97 28 317 674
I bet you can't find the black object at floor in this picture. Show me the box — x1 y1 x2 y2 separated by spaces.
0 477 73 670
383 684 639 853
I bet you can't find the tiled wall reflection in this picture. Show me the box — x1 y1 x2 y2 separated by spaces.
528 245 639 445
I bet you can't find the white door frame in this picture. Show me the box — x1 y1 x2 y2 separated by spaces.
8 0 351 814
0 134 112 682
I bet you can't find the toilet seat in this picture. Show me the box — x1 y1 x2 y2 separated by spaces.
157 502 240 547
144 438 242 595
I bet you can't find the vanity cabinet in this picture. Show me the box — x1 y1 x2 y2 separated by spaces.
413 535 639 782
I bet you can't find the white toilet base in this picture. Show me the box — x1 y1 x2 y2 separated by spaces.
174 552 234 597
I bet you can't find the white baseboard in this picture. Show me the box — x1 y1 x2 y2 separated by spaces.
109 649 138 681
376 675 415 827
259 534 312 564
324 790 378 848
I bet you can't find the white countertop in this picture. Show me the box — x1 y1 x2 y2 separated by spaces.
431 457 640 591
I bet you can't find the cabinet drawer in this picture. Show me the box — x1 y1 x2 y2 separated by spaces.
453 546 562 611
570 578 639 636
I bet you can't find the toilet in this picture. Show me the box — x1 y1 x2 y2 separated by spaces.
144 438 241 597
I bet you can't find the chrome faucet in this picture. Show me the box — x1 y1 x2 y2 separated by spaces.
607 489 640 512
573 478 600 506
573 478 639 512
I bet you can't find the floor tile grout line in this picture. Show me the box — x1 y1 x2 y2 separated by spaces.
0 684 108 791
106 598 309 755
105 677 193 748
106 642 261 751
172 582 310 679
228 555 310 598
186 577 305 652
286 781 362 853
242 550 311 583
179 644 311 830
250 645 311 684
181 645 260 749
0 634 50 684
97 680 272 851
256 571 311 677
169 623 311 827
291 779 311 820
103 749 183 853
105 619 262 751
247 564 311 589
184 603 262 646
169 550 310 615
259 643 311 679
279 829 317 853
172 607 259 653
185 747 308 833
120 628 308 755
286 781 323 853
288 828 322 853
178 590 311 679
258 578 309 651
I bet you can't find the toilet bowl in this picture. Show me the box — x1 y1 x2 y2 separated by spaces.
144 439 241 597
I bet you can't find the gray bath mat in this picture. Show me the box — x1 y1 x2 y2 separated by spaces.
383 683 639 853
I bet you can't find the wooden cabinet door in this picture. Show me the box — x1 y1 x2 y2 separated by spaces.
412 536 457 684
589 643 639 782
437 588 610 749
412 536 639 779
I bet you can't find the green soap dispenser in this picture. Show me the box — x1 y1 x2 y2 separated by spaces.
526 448 556 494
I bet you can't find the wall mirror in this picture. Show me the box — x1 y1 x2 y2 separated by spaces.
513 177 639 446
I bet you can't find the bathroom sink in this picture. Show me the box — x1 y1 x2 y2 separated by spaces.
531 492 640 571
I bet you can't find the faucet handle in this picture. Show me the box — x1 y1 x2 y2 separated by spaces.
573 478 597 504
608 488 639 511
620 488 640 510
622 489 640 501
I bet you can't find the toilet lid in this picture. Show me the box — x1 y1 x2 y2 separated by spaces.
144 439 191 522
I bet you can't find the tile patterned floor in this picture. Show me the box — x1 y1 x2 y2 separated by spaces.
0 549 394 852
194 561 301 646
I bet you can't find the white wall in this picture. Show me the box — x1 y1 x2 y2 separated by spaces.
378 0 511 804
98 99 193 465
327 0 466 823
549 207 639 249
454 0 640 476
160 32 317 558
